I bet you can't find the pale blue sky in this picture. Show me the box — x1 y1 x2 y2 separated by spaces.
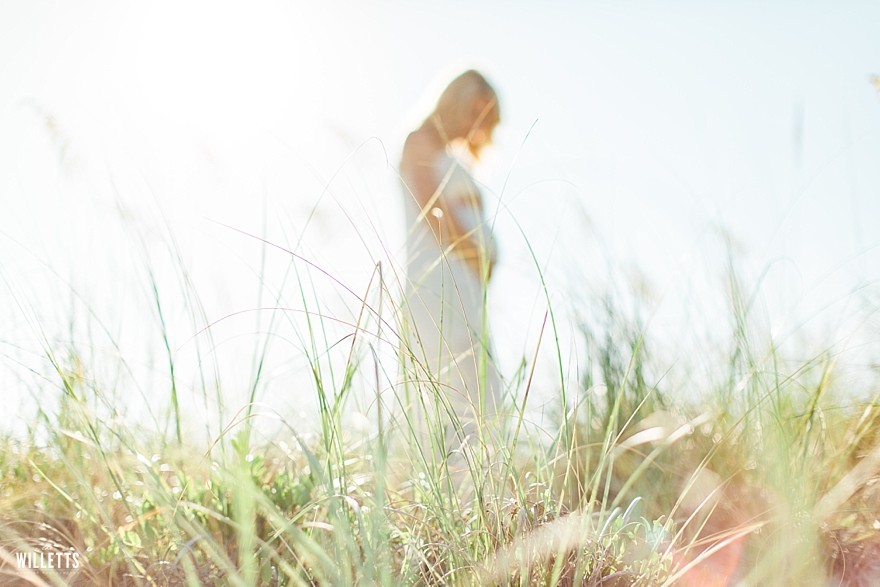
1 0 879 428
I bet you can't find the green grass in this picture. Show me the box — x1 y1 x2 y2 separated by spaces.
2 213 880 587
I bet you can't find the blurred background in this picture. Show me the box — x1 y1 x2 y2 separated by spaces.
2 0 879 438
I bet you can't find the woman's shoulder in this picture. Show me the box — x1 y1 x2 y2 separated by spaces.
402 128 446 175
404 127 442 154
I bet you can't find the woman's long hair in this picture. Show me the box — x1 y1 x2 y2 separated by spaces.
429 70 500 158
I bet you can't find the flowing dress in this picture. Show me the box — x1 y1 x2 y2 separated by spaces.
401 149 501 448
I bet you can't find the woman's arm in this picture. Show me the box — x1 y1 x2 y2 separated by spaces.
402 131 494 279
401 131 469 245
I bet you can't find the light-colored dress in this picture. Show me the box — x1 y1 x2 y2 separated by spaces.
401 150 501 444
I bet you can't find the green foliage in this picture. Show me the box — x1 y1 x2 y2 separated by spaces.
2 227 880 587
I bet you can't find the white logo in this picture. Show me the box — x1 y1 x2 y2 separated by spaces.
15 549 81 571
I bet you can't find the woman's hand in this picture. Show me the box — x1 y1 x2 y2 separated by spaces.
455 236 495 282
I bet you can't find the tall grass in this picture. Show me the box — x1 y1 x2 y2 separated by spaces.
2 185 880 587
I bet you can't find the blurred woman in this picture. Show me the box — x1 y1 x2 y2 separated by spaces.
399 70 502 458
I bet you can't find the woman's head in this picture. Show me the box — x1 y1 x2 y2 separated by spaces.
430 70 500 157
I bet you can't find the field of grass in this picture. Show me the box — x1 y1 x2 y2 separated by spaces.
2 214 880 587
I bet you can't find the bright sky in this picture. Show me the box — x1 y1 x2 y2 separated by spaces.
2 0 879 433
